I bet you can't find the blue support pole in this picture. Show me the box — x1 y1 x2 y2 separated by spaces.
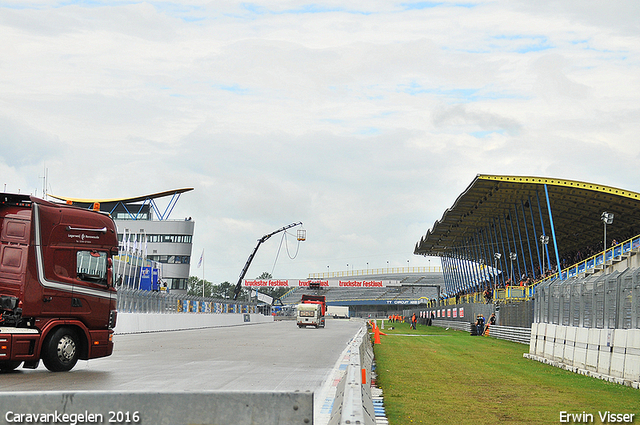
536 191 552 272
480 227 493 290
442 256 452 294
528 196 543 277
520 200 536 279
453 247 466 293
446 251 456 294
544 184 562 278
497 217 510 283
463 240 476 292
490 220 504 287
507 208 522 280
472 232 487 290
513 203 529 278
445 253 456 295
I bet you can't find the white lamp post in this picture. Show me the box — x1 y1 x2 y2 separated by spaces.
540 234 549 278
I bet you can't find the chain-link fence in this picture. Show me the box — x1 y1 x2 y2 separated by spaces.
116 287 257 314
535 267 640 329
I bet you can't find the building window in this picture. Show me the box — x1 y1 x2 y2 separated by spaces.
120 234 192 244
148 255 191 264
165 278 187 290
115 212 149 220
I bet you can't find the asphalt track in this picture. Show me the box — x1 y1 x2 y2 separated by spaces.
0 319 364 400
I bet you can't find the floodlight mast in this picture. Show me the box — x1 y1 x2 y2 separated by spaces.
233 222 303 300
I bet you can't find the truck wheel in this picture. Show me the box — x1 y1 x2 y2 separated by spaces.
0 361 22 372
42 328 79 372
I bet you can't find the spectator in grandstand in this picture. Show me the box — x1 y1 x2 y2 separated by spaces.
484 288 492 303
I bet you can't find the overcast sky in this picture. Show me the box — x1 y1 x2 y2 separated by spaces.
1 0 639 284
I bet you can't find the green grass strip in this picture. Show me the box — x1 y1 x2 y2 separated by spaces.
373 325 640 425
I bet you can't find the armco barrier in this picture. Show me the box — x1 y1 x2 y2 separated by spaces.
484 325 531 344
430 320 531 345
328 326 376 425
0 391 312 425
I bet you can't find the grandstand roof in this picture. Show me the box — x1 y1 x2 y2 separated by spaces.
49 188 194 205
414 175 640 259
48 188 194 221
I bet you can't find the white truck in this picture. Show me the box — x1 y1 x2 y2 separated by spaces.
327 305 350 319
296 295 326 328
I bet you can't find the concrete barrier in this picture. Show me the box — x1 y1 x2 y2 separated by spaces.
585 328 600 372
0 391 312 425
535 322 546 357
327 326 375 425
563 326 576 366
553 325 566 362
529 322 538 354
525 324 640 389
597 329 614 376
114 312 274 334
625 329 640 383
610 329 627 379
573 326 588 369
543 324 556 359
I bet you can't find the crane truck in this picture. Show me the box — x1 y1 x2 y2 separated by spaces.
296 294 326 328
0 193 119 372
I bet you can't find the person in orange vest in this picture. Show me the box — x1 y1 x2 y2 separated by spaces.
411 313 417 330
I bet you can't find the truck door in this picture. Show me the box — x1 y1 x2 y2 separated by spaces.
40 247 74 317
72 250 113 329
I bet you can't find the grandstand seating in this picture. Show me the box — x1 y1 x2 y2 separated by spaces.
281 284 438 305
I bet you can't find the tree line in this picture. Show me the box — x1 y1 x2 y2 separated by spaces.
186 272 290 301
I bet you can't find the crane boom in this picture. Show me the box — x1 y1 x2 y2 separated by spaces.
233 222 302 300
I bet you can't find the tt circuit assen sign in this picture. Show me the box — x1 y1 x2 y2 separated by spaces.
243 279 400 288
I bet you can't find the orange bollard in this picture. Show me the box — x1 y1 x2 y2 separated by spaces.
373 323 381 344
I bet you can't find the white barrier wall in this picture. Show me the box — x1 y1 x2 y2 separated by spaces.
115 313 274 334
525 325 640 389
0 391 312 425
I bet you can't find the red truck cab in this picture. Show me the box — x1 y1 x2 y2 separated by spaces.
0 193 118 372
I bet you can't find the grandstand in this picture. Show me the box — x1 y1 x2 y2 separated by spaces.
403 174 640 387
281 269 443 317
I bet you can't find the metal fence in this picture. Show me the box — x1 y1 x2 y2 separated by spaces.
116 287 257 314
534 267 640 329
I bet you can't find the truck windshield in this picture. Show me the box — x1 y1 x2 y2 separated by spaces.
77 250 108 285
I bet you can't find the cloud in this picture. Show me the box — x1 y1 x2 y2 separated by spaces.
0 0 639 281
431 104 522 136
0 116 62 167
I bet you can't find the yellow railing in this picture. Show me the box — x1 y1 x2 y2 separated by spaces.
308 266 442 279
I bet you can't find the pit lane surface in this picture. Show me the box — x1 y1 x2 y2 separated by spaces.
0 319 364 393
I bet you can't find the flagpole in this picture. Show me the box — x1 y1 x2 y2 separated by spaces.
126 233 135 289
137 231 146 290
117 229 127 287
199 249 205 298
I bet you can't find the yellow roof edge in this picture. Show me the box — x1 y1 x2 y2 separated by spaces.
477 174 640 200
48 188 194 204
